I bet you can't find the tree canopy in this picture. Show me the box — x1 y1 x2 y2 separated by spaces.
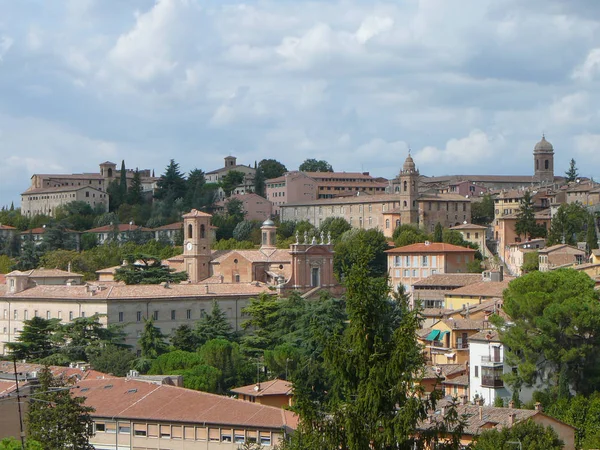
258 159 287 179
565 158 579 183
472 419 563 450
114 253 188 284
514 191 546 240
219 170 246 198
299 158 333 172
547 202 596 247
333 228 389 280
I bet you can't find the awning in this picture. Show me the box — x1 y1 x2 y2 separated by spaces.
445 353 456 358
438 331 449 339
425 330 440 341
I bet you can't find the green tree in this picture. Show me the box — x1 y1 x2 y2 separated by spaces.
114 254 188 284
89 345 136 376
119 160 128 203
195 301 235 345
258 159 287 179
6 317 60 360
219 170 246 198
392 224 430 247
241 293 280 356
184 168 206 209
472 419 563 450
42 222 76 251
317 217 351 244
565 158 579 183
586 214 599 252
288 249 455 449
0 438 42 450
139 317 169 360
547 203 592 246
170 324 200 352
433 222 443 242
26 366 95 450
334 228 389 280
521 251 539 273
0 254 13 273
106 178 123 211
127 169 144 205
54 201 95 231
199 339 254 392
233 220 259 242
514 191 545 240
253 165 266 197
155 159 187 201
15 232 41 270
299 158 333 172
58 315 128 362
500 269 600 395
471 194 495 225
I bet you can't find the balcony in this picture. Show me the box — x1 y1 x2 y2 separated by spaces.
481 376 504 388
455 341 469 350
481 355 503 367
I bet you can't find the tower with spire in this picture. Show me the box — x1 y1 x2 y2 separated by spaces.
533 134 555 184
397 152 420 225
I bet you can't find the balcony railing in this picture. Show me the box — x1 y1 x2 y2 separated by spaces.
481 376 504 388
432 341 448 348
455 341 469 350
481 355 502 364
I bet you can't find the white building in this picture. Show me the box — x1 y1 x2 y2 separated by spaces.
469 330 534 406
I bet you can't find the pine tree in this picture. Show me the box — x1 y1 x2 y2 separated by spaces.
514 191 545 240
26 367 95 450
587 214 599 252
155 159 187 201
196 301 235 345
184 169 206 209
127 170 144 205
139 317 169 359
119 160 127 201
565 158 579 183
6 316 60 360
15 232 41 270
433 222 443 242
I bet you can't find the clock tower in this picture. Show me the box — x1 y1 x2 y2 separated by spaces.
182 209 212 283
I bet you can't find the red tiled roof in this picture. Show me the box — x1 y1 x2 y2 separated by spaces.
22 185 105 195
445 280 511 298
182 209 212 218
0 224 16 230
153 222 183 231
231 379 292 398
86 224 153 233
385 243 475 254
72 378 298 430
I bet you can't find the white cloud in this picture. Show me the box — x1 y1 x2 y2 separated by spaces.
415 130 501 168
572 48 600 81
549 91 591 125
0 36 13 62
356 16 394 44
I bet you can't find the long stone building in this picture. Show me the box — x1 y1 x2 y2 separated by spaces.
280 155 472 237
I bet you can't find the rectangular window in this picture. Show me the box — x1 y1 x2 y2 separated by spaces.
133 423 147 437
153 311 159 320
422 255 428 267
148 424 158 438
431 255 437 267
118 312 124 322
475 232 479 239
474 366 479 378
171 310 176 320
118 424 131 434
136 311 142 322
247 430 258 444
221 429 233 442
412 256 419 267
394 256 401 267
95 422 106 432
184 426 195 440
24 310 28 320
260 431 272 446
412 269 417 277
234 430 245 444
196 427 207 441
106 422 116 434
209 428 220 442
81 311 86 318
171 425 182 439
405 256 410 267
160 424 171 438
46 311 51 319
186 309 191 319
13 310 17 320
466 232 471 238
403 269 410 277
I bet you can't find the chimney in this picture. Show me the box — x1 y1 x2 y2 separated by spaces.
534 402 543 412
508 413 516 426
508 400 514 409
205 285 209 294
479 406 483 420
461 395 468 405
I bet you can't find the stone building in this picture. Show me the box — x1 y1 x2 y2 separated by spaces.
214 193 273 221
206 156 256 201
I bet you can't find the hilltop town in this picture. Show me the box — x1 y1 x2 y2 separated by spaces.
0 136 599 450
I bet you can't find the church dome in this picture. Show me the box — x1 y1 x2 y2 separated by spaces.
262 219 275 227
403 154 416 172
534 135 554 153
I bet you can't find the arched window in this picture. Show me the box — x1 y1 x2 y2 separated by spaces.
200 224 205 239
395 186 400 192
107 168 113 177
545 159 549 170
403 201 407 207
403 181 407 192
187 224 193 239
385 219 390 229
536 160 539 170
396 219 401 228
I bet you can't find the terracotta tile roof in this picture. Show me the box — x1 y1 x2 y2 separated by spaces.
421 307 452 316
445 280 511 298
422 364 466 379
441 374 469 386
21 227 79 235
0 361 110 383
421 175 539 184
72 378 298 430
5 268 84 278
386 243 475 254
32 172 103 179
454 299 504 317
538 244 584 254
468 330 500 342
501 208 552 220
282 192 468 207
22 185 105 195
413 274 483 288
440 318 485 330
3 282 272 300
153 222 183 231
0 224 16 230
231 379 292 398
0 274 5 284
211 249 292 264
182 209 212 218
86 224 153 233
449 223 488 230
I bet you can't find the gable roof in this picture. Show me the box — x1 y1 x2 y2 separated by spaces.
538 244 585 255
230 379 292 398
450 223 488 230
445 280 511 298
413 274 483 288
386 243 475 254
72 378 298 430
21 185 105 195
86 224 153 233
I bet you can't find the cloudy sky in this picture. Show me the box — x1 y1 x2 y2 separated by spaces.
1 0 600 207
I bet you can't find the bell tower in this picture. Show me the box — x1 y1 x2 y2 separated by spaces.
533 135 555 184
398 153 419 224
182 209 212 283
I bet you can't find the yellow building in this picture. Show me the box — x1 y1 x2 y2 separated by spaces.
449 223 489 257
444 278 511 311
418 318 485 365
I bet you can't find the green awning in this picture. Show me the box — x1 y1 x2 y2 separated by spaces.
425 330 440 341
438 331 449 339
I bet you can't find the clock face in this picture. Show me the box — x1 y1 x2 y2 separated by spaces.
186 242 193 251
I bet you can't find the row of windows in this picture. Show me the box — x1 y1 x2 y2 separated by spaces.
394 268 438 278
4 309 78 321
26 194 77 201
118 307 232 323
427 202 467 212
94 421 275 445
393 255 439 268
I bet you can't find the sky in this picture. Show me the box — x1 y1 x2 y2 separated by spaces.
1 0 600 207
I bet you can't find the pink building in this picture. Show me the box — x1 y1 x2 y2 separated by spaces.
215 193 273 221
